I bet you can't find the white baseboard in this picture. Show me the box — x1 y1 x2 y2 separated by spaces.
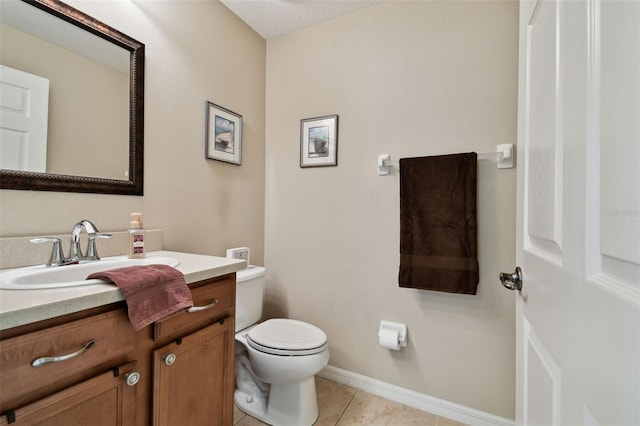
318 365 515 426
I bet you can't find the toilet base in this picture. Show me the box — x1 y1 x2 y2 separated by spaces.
234 376 319 426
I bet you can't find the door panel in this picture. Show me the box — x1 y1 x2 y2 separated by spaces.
516 0 640 425
523 318 560 426
0 66 49 172
591 0 640 282
524 0 563 263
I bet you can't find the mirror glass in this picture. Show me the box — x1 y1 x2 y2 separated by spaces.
0 0 144 195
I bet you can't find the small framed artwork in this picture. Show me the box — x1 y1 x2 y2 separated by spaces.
206 101 242 165
300 115 338 168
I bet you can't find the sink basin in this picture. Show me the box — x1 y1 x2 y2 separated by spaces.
0 255 180 290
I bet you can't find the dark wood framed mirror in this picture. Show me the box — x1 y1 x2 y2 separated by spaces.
0 0 144 195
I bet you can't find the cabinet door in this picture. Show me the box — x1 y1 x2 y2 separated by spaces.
153 318 234 426
0 361 139 426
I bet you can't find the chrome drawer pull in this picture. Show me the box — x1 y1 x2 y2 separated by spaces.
32 340 97 367
187 298 218 313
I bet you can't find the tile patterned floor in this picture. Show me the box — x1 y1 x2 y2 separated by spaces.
233 376 468 426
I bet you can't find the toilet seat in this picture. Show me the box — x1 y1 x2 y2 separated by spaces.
246 319 328 356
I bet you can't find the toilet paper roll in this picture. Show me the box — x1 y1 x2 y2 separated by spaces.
378 328 401 350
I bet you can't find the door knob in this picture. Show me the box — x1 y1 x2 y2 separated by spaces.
500 267 523 291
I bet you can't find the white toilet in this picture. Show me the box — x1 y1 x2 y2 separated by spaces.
234 266 329 426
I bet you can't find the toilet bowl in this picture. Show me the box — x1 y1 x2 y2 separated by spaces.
234 267 329 426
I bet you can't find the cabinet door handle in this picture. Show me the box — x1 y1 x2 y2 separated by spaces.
163 353 177 366
32 340 97 367
187 298 218 313
125 371 141 386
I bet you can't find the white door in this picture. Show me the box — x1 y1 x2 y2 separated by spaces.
0 65 49 172
513 0 640 425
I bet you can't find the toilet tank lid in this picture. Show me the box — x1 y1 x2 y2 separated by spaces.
236 265 265 283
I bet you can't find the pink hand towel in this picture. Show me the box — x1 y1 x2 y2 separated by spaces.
87 264 193 331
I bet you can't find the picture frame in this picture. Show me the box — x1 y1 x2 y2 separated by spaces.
205 101 242 165
300 115 338 168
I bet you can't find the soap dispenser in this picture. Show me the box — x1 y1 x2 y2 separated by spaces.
128 212 145 259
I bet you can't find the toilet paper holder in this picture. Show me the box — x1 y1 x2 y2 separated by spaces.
378 320 408 348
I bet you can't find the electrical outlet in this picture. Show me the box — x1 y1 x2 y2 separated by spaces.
226 247 250 266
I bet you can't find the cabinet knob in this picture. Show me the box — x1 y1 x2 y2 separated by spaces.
125 371 141 387
163 353 176 366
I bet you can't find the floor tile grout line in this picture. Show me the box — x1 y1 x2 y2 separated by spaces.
234 411 245 426
334 389 359 426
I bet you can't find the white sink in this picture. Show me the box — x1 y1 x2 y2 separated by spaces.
0 255 180 290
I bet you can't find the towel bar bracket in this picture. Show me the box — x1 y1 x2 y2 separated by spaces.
495 143 514 169
378 154 391 175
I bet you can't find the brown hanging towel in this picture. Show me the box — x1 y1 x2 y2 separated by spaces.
399 153 479 294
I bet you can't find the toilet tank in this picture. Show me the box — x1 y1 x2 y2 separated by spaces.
235 266 265 332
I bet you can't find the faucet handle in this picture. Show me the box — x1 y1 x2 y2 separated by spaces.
31 237 66 266
85 233 112 261
68 236 84 261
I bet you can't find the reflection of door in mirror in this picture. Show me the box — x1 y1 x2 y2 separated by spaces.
0 65 49 172
0 1 130 181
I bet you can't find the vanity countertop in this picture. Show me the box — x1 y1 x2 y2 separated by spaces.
0 250 246 331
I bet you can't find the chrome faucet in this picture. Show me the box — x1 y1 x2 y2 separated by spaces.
69 219 97 261
31 220 112 266
69 220 112 261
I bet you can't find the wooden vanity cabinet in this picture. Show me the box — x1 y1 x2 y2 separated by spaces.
0 273 236 426
153 318 234 426
0 361 139 426
151 274 236 426
0 308 138 425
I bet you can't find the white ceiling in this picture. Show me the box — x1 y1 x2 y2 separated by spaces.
220 0 383 40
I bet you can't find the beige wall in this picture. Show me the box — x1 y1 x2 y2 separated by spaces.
1 24 129 179
0 0 266 264
264 1 517 419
